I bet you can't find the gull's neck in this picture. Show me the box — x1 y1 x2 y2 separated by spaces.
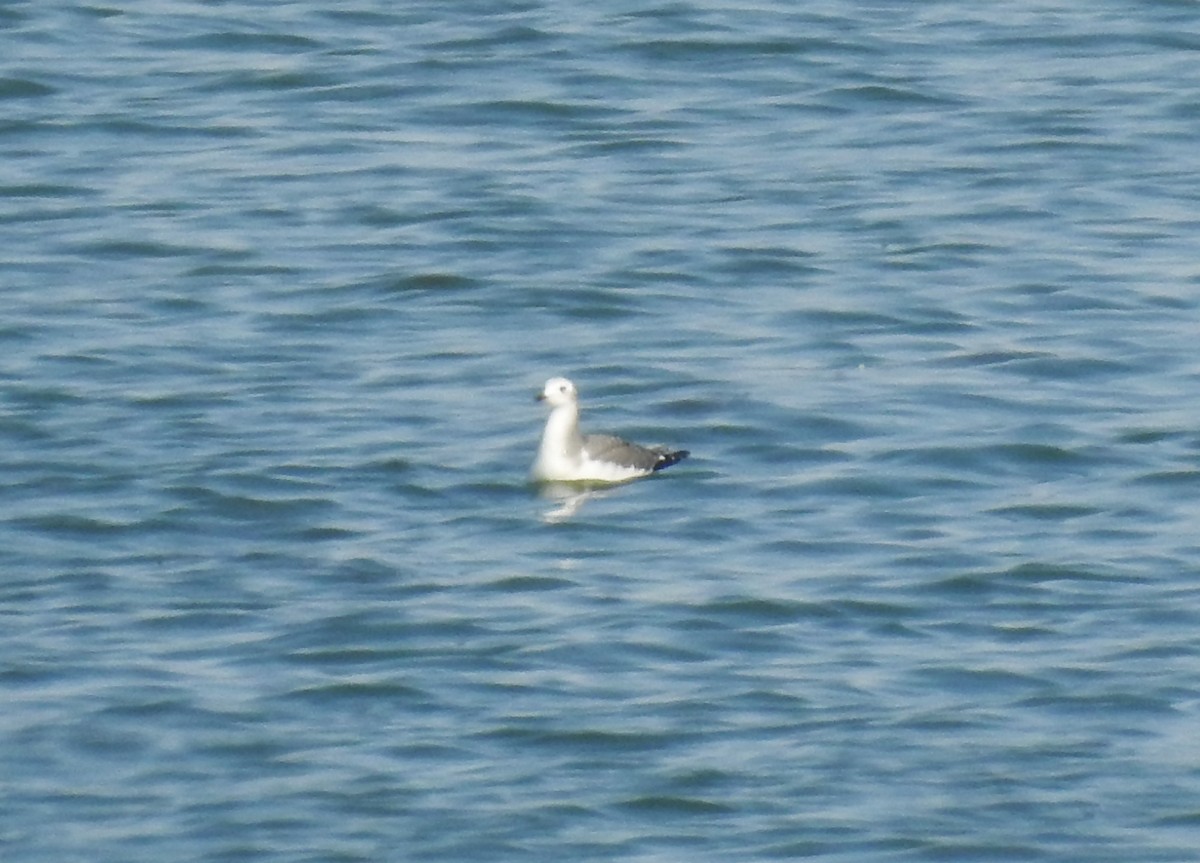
540 402 584 458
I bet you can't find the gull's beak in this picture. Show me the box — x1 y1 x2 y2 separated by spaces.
535 391 546 402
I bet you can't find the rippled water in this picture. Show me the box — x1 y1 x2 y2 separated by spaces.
4 2 1200 861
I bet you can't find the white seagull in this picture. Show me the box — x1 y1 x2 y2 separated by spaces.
531 376 689 483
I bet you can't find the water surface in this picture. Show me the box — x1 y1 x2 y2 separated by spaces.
3 2 1200 861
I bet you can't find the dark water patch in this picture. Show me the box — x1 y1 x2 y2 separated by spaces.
427 24 556 54
0 182 94 200
84 116 258 140
714 244 823 276
528 285 647 321
0 118 61 138
657 396 727 419
626 34 858 67
1006 354 1135 380
758 838 851 859
869 443 1015 478
921 562 1107 600
1141 291 1195 311
635 34 843 59
986 442 1095 473
987 502 1102 520
62 716 157 759
1104 643 1200 662
570 135 691 155
136 606 266 636
937 348 1056 369
831 598 925 628
0 77 56 99
358 455 414 476
148 30 323 54
692 595 913 629
721 439 832 470
1130 469 1200 487
991 622 1059 642
462 98 616 125
1153 810 1200 827
677 595 815 627
802 472 915 501
167 484 336 524
911 665 1052 699
913 838 1053 863
199 67 336 95
299 524 359 541
341 203 410 228
980 29 1157 54
893 546 994 575
1019 689 1179 718
75 4 123 20
995 561 1133 589
67 238 219 260
279 680 429 706
662 765 740 792
756 536 873 563
605 635 711 667
371 272 482 294
482 574 576 592
884 240 996 270
674 514 754 545
303 81 412 103
899 305 975 335
790 412 874 446
320 556 404 588
11 512 148 539
273 618 509 672
186 262 302 277
483 725 680 756
317 9 422 29
92 692 212 724
829 83 961 107
127 388 229 410
973 131 1140 159
255 305 393 335
194 731 296 767
799 307 909 331
617 793 734 815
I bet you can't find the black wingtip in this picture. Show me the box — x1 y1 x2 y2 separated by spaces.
652 450 690 472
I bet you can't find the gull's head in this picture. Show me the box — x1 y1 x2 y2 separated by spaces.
537 376 578 408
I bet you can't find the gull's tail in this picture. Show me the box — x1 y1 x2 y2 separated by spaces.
652 450 690 472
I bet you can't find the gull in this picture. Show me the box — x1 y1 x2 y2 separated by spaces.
532 376 689 483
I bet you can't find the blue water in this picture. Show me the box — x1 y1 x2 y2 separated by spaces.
3 2 1200 860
